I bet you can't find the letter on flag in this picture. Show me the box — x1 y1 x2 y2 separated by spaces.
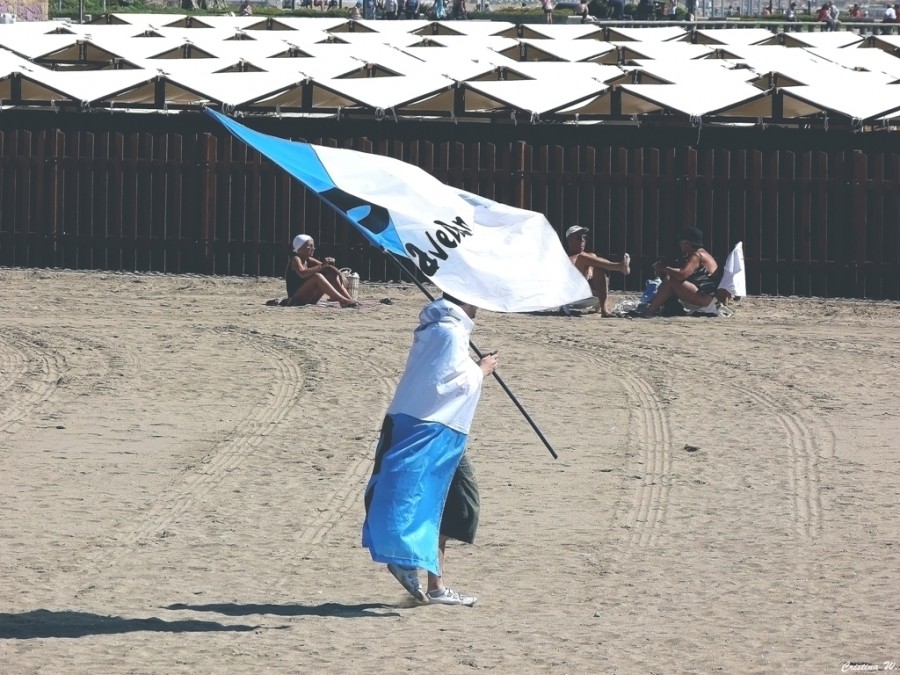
206 109 592 313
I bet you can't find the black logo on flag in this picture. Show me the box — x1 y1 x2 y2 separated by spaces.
321 187 390 236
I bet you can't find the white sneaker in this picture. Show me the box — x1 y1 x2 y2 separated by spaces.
386 564 426 602
426 587 477 607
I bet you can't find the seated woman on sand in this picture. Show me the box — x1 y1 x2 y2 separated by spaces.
642 227 718 317
285 234 358 308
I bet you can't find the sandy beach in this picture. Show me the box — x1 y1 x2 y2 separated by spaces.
1 267 897 674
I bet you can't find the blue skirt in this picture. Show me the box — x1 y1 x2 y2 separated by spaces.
362 413 468 575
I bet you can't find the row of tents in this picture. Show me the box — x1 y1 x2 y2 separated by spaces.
1 15 899 128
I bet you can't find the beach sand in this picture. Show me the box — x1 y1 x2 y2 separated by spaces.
1 267 897 673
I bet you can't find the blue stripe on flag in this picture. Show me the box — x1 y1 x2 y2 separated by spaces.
206 109 406 255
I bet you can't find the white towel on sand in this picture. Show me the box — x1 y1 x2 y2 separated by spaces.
718 241 747 298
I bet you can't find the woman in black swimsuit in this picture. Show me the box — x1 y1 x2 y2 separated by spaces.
642 227 719 316
285 234 357 307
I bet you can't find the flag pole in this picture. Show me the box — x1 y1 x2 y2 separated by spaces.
381 250 559 460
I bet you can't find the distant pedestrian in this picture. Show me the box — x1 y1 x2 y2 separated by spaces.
542 0 554 23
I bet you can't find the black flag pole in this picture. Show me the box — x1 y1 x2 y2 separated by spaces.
380 249 559 460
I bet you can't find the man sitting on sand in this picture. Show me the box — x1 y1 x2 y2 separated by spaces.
284 234 357 308
564 226 631 317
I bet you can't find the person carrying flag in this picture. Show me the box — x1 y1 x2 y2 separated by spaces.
362 293 498 606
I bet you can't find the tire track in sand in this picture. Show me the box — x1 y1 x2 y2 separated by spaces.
89 321 397 573
517 333 675 549
102 327 306 565
730 381 832 539
293 354 398 554
577 346 674 548
619 364 675 548
0 328 65 435
0 331 29 397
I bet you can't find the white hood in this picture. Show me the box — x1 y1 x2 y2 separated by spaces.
387 298 485 434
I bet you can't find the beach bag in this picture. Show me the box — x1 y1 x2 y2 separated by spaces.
640 277 662 304
341 268 360 301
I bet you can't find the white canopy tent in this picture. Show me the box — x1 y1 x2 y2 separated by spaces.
779 83 900 123
619 81 771 117
0 18 894 129
463 77 610 116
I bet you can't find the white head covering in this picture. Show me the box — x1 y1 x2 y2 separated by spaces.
386 298 483 434
292 234 312 252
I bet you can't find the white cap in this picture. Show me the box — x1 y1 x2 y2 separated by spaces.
292 234 312 252
565 225 589 238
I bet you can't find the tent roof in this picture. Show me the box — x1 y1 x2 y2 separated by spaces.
1 68 159 106
417 19 515 37
400 46 504 81
0 19 896 129
103 13 192 27
306 74 456 112
779 83 900 121
514 23 605 40
619 82 770 117
805 46 900 79
692 27 775 46
0 32 81 60
780 31 865 49
509 37 617 63
630 58 760 85
464 77 609 115
605 26 688 42
616 40 715 62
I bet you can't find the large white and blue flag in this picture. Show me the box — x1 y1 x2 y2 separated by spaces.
207 109 591 313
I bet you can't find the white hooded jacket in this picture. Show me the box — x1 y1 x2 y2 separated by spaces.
386 298 485 434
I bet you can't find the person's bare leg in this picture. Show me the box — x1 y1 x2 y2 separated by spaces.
289 274 356 307
424 535 476 606
313 273 356 306
321 267 350 294
426 535 448 593
590 271 612 317
645 278 711 316
287 282 324 307
670 280 713 308
580 252 630 275
645 278 674 315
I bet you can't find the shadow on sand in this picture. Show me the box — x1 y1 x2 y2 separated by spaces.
165 601 402 619
0 609 258 640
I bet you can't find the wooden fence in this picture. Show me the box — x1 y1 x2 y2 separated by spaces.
0 112 897 299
